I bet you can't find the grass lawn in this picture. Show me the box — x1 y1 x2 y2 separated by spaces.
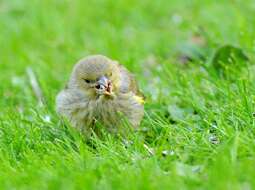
1 0 255 189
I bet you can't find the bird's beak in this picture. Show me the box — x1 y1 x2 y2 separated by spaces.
96 76 112 96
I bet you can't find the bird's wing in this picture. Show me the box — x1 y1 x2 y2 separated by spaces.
56 89 86 114
118 64 145 102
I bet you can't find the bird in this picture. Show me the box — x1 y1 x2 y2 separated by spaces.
56 55 145 137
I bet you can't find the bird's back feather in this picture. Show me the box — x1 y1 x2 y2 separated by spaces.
117 64 145 102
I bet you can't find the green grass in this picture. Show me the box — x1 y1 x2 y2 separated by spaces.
1 0 255 189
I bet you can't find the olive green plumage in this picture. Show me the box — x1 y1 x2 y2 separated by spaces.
56 55 144 136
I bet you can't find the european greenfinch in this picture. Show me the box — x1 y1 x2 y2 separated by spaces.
56 55 144 136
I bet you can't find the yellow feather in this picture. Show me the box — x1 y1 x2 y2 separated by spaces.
134 95 145 104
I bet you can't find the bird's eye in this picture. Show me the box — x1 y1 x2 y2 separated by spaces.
84 79 91 83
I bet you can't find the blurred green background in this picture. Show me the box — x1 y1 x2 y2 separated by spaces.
1 0 255 189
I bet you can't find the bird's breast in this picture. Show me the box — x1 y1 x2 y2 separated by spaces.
75 92 142 129
91 97 123 128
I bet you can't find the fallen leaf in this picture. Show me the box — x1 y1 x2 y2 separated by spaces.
211 44 249 74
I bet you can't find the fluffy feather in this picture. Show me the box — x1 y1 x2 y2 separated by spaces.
56 55 144 136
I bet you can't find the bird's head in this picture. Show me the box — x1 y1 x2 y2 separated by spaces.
69 55 120 99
